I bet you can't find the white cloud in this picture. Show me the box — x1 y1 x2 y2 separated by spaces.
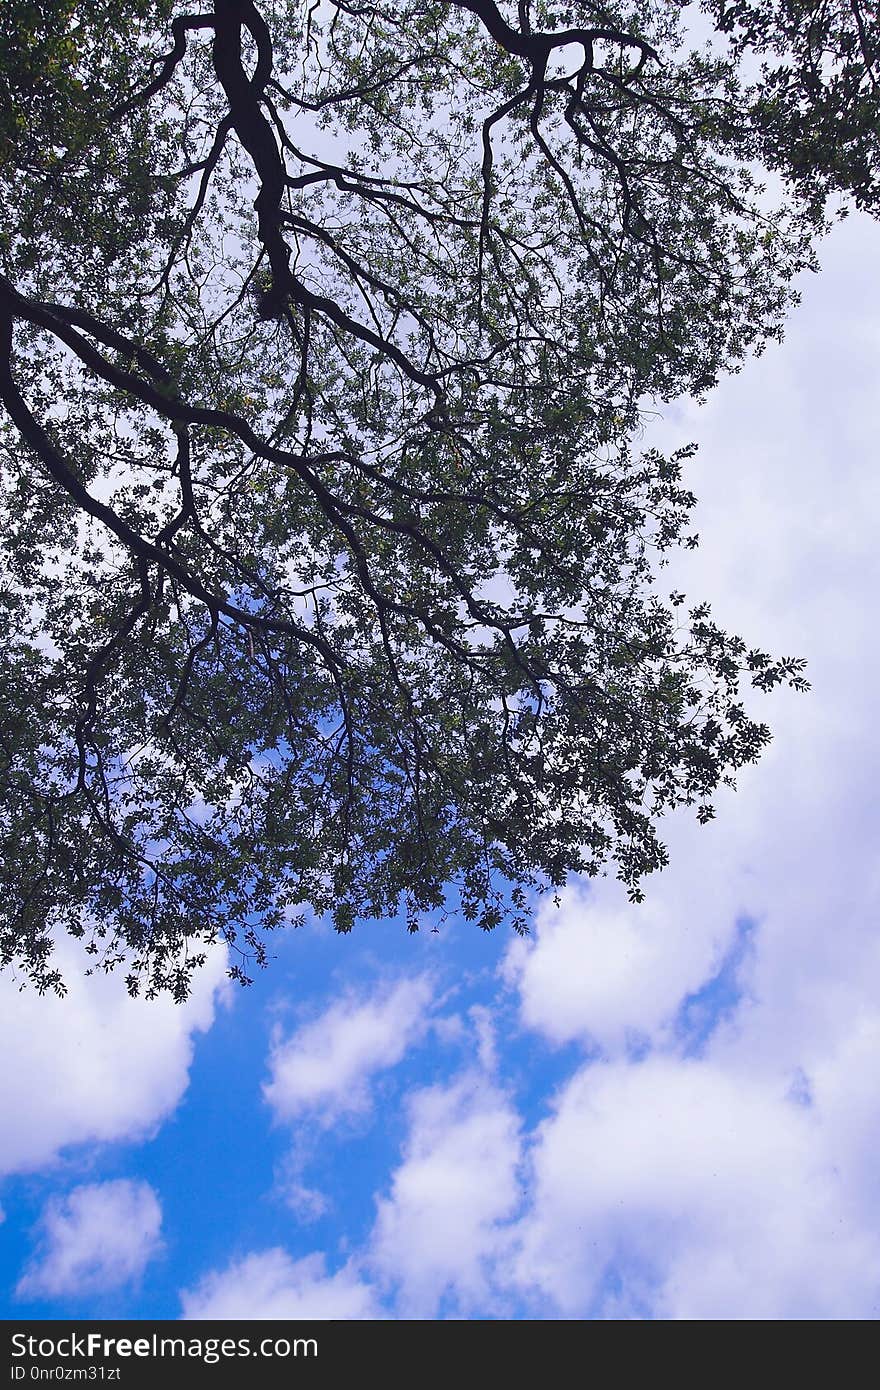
494 211 880 1318
17 1180 163 1300
512 1056 879 1319
264 975 433 1125
277 1166 332 1222
0 941 229 1177
503 865 742 1052
505 214 880 1058
370 1072 523 1317
180 1249 378 1320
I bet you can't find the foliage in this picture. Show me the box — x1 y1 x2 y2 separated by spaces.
709 1 879 214
2 1 863 996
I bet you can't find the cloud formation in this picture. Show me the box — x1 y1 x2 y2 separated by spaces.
180 1249 378 1320
0 943 229 1178
513 1056 877 1318
495 210 880 1318
370 1071 523 1317
17 1180 163 1300
264 975 433 1125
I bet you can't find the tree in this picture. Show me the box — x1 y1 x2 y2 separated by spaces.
3 0 871 999
711 1 879 215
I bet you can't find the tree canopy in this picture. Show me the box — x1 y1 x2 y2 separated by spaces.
0 1 874 998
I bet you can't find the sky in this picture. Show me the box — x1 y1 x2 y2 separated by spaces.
1 208 879 1322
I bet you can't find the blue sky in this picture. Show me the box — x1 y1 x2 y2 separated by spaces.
1 211 879 1321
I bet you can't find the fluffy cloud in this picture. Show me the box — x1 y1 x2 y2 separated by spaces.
506 213 880 1053
512 1056 878 1319
370 1072 522 1317
17 1180 163 1300
264 975 433 1125
504 866 743 1053
494 211 880 1318
180 1249 378 1320
0 942 229 1177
